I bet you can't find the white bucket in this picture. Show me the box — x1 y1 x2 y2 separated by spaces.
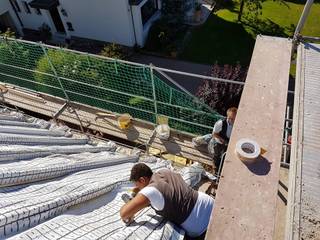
156 124 170 140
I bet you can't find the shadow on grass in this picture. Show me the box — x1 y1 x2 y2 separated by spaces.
181 14 255 66
215 0 239 13
242 18 293 37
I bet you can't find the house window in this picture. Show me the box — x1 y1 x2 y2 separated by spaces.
35 8 42 15
141 0 158 25
66 22 74 31
11 0 21 12
61 9 68 17
22 1 31 14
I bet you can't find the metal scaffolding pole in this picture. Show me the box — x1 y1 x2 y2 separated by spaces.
293 0 314 43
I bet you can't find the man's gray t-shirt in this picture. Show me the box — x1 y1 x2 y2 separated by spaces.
140 187 214 237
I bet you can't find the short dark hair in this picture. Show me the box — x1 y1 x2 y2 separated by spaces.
130 163 153 181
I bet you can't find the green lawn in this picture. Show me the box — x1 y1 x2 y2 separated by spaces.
180 0 320 66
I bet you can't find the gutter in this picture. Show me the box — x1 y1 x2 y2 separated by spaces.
8 0 24 28
129 4 138 46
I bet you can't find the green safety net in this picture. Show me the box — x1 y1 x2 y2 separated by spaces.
0 38 222 135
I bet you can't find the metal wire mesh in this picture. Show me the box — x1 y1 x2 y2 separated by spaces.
0 37 222 135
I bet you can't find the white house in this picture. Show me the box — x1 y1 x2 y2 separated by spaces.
0 0 162 47
0 0 23 35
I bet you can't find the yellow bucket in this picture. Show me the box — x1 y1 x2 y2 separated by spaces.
157 115 168 125
118 114 132 130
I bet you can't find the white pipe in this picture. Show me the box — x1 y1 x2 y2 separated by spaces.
0 133 88 145
0 125 66 137
0 144 116 162
0 153 138 186
0 120 41 128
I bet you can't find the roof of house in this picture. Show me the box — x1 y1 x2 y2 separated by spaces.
287 42 320 240
0 107 186 239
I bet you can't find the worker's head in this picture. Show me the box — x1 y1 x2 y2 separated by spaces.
226 107 237 125
130 163 153 190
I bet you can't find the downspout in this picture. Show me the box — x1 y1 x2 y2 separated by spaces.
129 4 138 47
8 0 23 28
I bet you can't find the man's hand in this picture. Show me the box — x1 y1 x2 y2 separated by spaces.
123 216 135 225
120 193 150 223
121 193 133 203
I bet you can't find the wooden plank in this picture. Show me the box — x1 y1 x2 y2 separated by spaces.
2 87 213 165
206 36 292 240
0 84 8 93
148 147 162 156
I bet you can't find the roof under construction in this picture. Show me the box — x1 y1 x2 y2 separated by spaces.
0 106 212 239
0 34 292 240
0 30 319 239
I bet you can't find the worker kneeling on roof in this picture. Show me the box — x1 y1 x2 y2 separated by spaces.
120 163 214 238
192 107 237 173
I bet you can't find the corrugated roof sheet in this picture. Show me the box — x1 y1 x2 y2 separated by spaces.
300 43 320 240
289 42 320 240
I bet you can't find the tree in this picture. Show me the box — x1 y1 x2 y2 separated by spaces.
196 63 247 115
238 0 245 21
0 38 34 89
34 48 149 108
34 49 99 96
238 0 265 22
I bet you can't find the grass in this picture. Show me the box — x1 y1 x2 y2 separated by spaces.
181 13 255 65
180 0 320 66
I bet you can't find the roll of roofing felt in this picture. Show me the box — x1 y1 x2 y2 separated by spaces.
235 138 261 162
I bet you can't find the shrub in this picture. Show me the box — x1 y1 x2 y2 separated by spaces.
196 62 247 114
0 41 29 66
145 19 170 52
100 43 126 60
0 28 16 38
145 19 183 54
34 49 99 96
34 48 151 107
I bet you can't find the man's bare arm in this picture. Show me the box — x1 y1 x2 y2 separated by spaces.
120 193 150 222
